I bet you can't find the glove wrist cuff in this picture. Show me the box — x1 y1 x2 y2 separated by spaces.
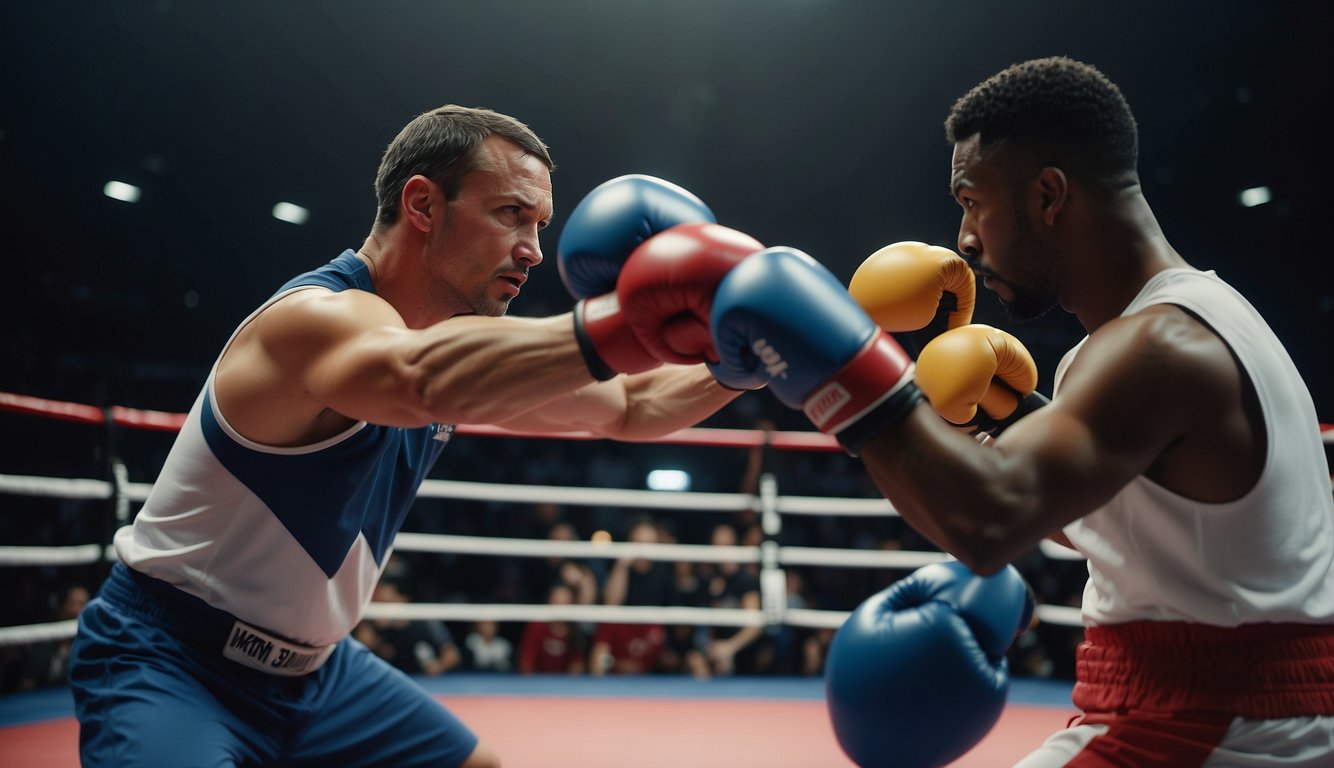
802 333 914 431
836 381 924 455
574 295 661 381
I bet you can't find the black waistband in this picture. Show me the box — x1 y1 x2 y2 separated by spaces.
99 561 268 656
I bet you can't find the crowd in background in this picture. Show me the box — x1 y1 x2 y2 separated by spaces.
1 396 1100 693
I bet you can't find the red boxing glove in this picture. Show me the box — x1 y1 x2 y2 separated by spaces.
616 222 764 365
572 294 663 380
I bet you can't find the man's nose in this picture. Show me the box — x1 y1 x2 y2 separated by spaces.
956 228 980 264
517 232 543 267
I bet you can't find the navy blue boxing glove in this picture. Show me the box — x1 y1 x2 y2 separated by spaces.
825 561 1035 768
557 175 715 380
709 247 923 452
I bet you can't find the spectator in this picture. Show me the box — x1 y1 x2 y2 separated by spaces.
590 516 674 675
17 584 89 690
354 580 461 676
517 583 586 675
464 620 513 673
521 520 599 608
691 523 766 677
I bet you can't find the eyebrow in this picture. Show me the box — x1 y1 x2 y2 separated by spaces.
502 192 554 218
949 176 970 200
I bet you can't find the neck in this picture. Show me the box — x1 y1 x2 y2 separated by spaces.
1067 189 1187 332
356 226 449 329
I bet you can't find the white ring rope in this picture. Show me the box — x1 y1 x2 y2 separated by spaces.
363 602 764 628
0 619 80 646
1 463 1091 647
775 495 898 517
393 533 760 564
0 544 111 566
418 479 755 512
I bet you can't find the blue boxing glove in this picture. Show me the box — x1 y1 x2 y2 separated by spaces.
557 174 715 299
557 175 715 380
709 247 924 452
825 561 1035 768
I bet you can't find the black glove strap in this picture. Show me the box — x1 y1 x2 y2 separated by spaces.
966 384 1051 437
836 381 926 456
571 301 617 382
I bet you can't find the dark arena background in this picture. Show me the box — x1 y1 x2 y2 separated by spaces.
2 2 1332 766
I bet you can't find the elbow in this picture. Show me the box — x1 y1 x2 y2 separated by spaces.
952 553 1010 578
938 521 1018 578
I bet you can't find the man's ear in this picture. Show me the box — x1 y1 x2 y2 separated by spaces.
1034 166 1068 227
400 175 436 233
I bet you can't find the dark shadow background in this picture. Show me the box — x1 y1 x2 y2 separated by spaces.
2 0 1330 427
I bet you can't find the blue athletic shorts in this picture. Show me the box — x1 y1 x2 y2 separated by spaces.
69 563 479 767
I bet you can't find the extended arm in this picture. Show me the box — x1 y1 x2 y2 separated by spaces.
710 249 1226 574
496 364 740 440
216 290 603 443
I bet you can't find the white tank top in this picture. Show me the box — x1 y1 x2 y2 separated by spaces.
1057 268 1334 627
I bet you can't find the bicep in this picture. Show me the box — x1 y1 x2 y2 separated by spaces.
269 294 594 427
267 291 435 426
862 315 1198 569
993 317 1201 530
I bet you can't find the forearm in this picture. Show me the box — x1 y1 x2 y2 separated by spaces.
726 624 764 652
496 363 741 440
603 562 630 606
859 406 1043 574
614 365 742 441
407 314 595 425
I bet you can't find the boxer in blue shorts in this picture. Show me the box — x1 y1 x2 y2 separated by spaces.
69 105 764 766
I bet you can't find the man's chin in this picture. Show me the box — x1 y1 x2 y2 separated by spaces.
472 298 511 318
999 291 1059 323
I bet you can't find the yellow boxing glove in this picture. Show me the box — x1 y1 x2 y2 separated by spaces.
916 324 1050 436
849 242 976 350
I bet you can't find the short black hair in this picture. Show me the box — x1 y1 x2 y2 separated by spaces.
944 57 1138 182
373 105 553 230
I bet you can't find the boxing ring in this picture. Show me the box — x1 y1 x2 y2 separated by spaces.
13 388 1302 766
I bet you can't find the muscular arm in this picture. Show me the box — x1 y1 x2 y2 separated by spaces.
496 364 741 440
218 289 608 444
219 288 738 445
861 307 1228 574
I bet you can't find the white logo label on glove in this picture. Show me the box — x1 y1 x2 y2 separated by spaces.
751 338 789 379
584 293 620 321
805 382 851 429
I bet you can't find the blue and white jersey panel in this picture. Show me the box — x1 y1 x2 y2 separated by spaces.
115 250 449 646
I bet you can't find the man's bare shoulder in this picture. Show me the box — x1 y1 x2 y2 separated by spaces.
214 287 407 446
1065 303 1238 419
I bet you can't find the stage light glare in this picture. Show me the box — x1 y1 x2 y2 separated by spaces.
103 181 141 203
273 201 310 224
647 469 691 492
1239 186 1271 208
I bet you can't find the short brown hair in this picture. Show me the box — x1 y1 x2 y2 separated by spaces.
373 105 553 229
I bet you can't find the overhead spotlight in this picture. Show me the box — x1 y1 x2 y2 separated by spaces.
272 201 310 224
103 181 141 203
1238 186 1271 208
647 469 691 492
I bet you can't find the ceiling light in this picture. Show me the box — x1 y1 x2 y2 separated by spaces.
272 201 310 224
1238 186 1271 208
103 181 141 203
